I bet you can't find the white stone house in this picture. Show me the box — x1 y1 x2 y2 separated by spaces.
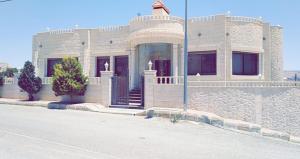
1 0 300 137
32 0 284 106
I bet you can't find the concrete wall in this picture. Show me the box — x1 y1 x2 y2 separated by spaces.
149 84 300 136
0 84 103 104
0 84 27 100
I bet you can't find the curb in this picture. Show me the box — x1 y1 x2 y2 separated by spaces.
146 108 299 144
0 100 98 112
0 99 145 116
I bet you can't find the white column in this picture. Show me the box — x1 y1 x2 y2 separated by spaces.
83 49 91 76
172 44 178 76
42 58 47 77
173 44 179 84
144 70 157 109
90 56 96 77
110 56 114 74
100 71 113 107
180 46 184 76
129 47 136 89
260 53 264 79
33 51 39 76
81 30 91 76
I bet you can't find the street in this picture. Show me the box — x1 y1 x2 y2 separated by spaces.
0 104 299 159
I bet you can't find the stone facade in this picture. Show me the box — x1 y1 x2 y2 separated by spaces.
32 2 283 83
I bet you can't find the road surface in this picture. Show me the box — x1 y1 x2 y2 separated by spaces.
0 104 299 159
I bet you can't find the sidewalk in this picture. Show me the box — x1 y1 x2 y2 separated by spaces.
0 98 145 116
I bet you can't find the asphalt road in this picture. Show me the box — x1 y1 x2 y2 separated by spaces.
0 104 299 159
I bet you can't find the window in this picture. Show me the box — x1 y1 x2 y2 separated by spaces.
96 57 110 77
47 58 62 77
188 51 217 75
232 52 259 75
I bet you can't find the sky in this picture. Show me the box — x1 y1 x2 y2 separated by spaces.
0 0 299 70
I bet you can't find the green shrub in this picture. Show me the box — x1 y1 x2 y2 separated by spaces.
52 57 88 99
18 61 42 101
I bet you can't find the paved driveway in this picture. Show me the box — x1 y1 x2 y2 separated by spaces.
0 104 299 159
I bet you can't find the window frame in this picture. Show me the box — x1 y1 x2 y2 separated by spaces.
232 51 259 76
47 58 62 77
188 51 217 76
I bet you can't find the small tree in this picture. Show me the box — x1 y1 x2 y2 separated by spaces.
18 61 42 101
52 57 88 101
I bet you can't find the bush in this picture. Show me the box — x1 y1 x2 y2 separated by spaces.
52 57 88 100
18 61 42 101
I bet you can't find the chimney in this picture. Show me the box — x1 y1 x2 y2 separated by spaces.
152 0 170 16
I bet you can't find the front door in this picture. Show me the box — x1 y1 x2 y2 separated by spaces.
155 60 171 84
112 56 129 105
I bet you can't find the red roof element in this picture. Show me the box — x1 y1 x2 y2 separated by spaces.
152 0 170 14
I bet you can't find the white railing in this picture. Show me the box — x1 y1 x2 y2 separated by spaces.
88 77 101 85
189 15 217 23
49 29 74 35
4 77 15 85
229 16 262 24
41 77 53 85
155 76 300 87
156 76 183 85
130 15 184 24
98 25 129 32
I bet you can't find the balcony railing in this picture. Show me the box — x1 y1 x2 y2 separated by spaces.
155 76 300 87
41 77 53 85
4 78 15 85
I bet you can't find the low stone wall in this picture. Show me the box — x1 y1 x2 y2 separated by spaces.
151 84 300 136
0 84 27 100
0 84 103 104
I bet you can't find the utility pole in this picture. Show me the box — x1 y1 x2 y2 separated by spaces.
183 0 188 111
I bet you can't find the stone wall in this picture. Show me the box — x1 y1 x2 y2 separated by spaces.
0 84 103 104
0 84 27 100
149 83 300 136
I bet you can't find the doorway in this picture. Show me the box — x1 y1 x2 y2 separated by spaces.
111 56 129 105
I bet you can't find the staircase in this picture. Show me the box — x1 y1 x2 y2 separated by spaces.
129 88 143 107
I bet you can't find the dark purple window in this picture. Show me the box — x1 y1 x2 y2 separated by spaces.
232 52 259 75
188 51 217 75
47 58 62 77
96 57 110 77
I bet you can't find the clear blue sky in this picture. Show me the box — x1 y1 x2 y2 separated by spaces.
0 0 299 70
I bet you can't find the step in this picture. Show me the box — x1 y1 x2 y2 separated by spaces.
129 103 142 107
128 99 142 103
129 94 141 97
129 96 141 99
